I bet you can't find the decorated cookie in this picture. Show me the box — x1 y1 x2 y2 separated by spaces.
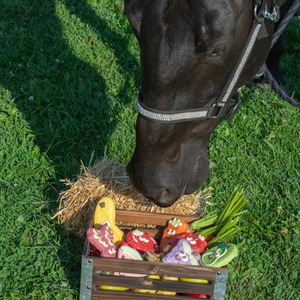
162 239 199 265
172 233 207 253
199 243 238 268
160 218 191 249
87 223 117 258
114 245 146 277
94 197 125 246
126 229 159 254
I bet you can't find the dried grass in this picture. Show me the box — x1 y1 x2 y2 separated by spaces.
52 149 214 239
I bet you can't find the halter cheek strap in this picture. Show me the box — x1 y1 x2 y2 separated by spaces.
136 0 277 127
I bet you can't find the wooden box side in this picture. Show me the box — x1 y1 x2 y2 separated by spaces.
90 290 210 300
81 206 228 299
115 209 200 226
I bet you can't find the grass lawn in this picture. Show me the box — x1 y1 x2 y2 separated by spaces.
0 0 299 299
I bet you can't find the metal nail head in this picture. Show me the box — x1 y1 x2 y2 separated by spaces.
88 259 92 263
214 298 217 300
150 266 158 274
217 271 221 275
87 286 91 289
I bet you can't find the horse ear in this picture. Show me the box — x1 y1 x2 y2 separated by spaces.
124 0 143 39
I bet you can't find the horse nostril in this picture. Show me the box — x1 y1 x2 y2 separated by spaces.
165 188 172 194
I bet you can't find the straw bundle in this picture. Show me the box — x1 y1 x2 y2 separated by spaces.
52 149 214 239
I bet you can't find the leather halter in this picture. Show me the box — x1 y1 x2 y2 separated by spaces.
136 0 279 127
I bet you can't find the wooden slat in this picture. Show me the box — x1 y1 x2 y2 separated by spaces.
88 207 95 228
115 209 200 226
91 290 211 300
92 274 214 295
82 207 95 257
85 257 227 279
82 238 89 257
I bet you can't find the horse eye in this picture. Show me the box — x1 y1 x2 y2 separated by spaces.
211 46 227 57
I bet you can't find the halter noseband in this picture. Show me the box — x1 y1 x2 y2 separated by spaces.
136 0 279 128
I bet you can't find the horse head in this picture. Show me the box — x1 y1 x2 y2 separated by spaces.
125 0 275 207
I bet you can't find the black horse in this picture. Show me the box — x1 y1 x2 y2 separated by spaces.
125 0 292 207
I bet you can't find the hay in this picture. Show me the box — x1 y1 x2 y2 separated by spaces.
52 149 214 240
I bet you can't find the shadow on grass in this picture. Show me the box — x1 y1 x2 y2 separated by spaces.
0 0 139 297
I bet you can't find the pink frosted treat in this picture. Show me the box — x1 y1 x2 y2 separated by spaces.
162 239 200 265
114 245 146 277
87 223 117 258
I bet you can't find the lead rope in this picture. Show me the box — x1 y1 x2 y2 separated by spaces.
262 0 300 108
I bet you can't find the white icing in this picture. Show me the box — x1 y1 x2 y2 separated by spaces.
93 229 108 247
169 218 182 227
182 241 192 255
132 230 144 236
105 229 114 246
198 235 205 241
182 256 188 262
99 221 110 227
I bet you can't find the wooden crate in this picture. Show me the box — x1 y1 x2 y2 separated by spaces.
80 207 228 300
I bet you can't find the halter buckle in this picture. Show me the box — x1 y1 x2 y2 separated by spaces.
207 103 227 118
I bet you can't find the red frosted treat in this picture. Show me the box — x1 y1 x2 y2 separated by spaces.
182 293 208 298
172 233 207 253
126 229 159 254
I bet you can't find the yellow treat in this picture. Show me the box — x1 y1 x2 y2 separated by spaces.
156 276 178 295
100 286 129 291
132 275 159 293
179 278 210 284
94 197 125 246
